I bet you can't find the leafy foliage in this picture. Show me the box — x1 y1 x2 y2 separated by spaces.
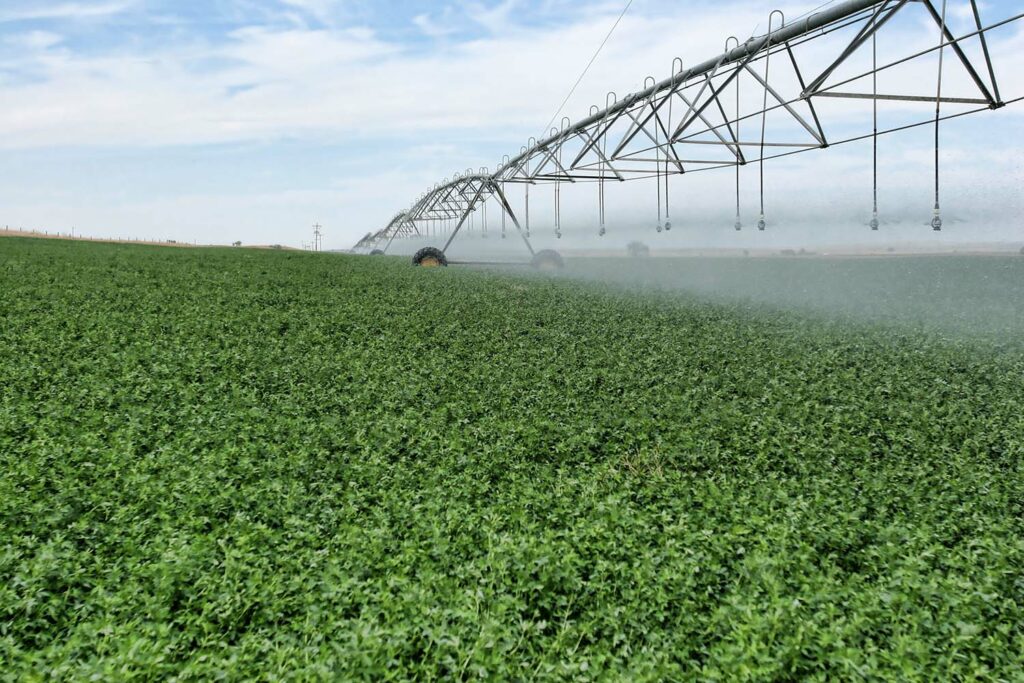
1 238 1022 680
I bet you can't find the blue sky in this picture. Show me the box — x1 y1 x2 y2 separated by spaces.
0 0 1021 248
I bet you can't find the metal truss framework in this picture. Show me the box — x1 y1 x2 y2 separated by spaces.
357 0 1022 255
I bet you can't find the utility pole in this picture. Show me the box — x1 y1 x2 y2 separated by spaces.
313 223 323 252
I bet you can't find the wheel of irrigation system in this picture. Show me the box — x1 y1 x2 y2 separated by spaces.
370 249 385 256
412 246 448 268
531 249 564 271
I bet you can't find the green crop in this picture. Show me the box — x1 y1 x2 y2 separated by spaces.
1 237 1022 680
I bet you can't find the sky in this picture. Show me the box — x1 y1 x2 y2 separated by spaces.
0 0 1021 249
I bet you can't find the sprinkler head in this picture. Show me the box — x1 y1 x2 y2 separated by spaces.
870 212 879 231
664 221 672 232
656 223 663 233
598 227 606 237
501 232 507 239
734 216 742 231
931 215 943 231
555 231 562 239
757 214 766 231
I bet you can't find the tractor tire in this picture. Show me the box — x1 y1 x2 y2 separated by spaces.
412 247 448 268
531 249 564 271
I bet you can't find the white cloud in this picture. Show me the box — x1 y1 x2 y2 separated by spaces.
1 1 1019 152
0 1 134 23
278 0 346 26
4 30 63 49
464 0 519 34
413 12 458 40
0 3 756 148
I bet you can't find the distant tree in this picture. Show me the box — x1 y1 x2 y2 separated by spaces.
233 241 242 247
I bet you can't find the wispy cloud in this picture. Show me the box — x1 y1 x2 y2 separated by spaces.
3 29 63 49
413 12 458 40
2 1 1021 150
278 0 347 27
0 1 135 23
464 0 519 34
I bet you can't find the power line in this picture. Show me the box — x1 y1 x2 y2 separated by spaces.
538 0 634 139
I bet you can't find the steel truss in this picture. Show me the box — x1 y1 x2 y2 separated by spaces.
355 211 418 252
359 0 1021 255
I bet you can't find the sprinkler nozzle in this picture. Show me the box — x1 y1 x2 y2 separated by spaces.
664 221 672 232
757 214 766 231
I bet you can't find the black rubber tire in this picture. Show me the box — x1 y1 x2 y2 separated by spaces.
370 249 385 256
531 249 564 271
412 247 448 268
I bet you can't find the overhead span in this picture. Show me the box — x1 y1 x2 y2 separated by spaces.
357 0 1021 257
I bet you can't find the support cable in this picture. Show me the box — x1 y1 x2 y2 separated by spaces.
665 63 677 231
759 12 784 231
525 164 531 239
655 103 663 233
599 128 607 236
759 54 770 231
500 182 507 238
555 142 563 239
871 14 880 230
537 0 634 141
729 38 742 231
557 179 562 241
592 103 607 237
649 78 663 233
932 0 948 231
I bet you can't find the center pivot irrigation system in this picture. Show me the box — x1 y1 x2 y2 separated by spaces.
354 0 1022 267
